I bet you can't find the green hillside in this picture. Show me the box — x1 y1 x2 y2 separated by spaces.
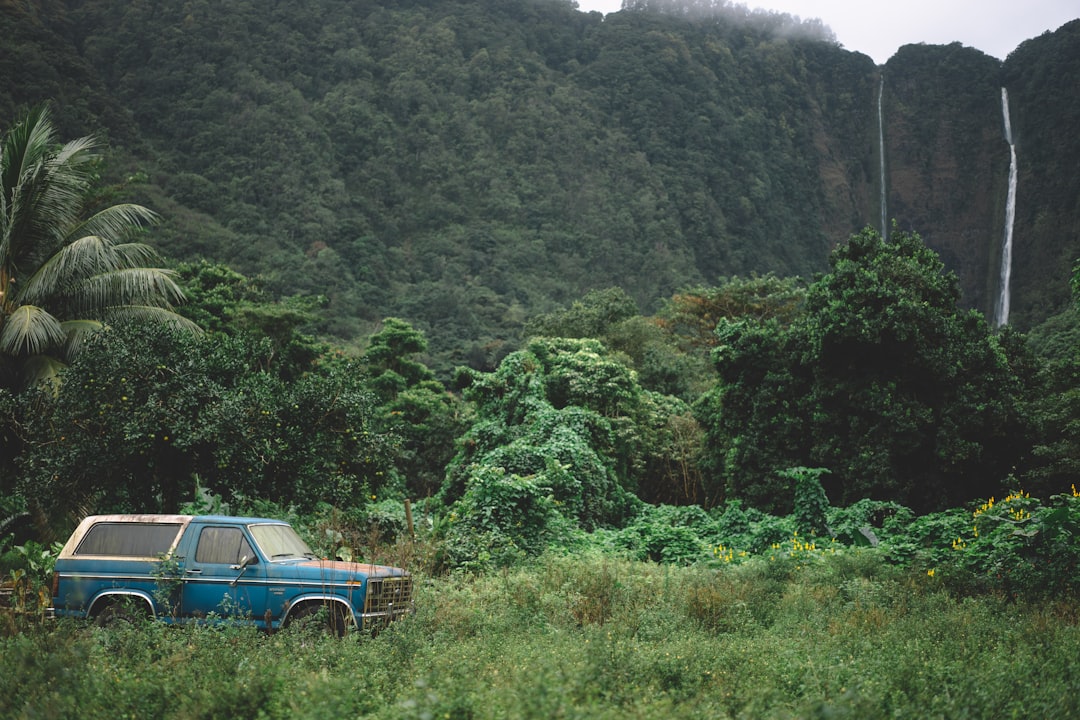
3 1 1078 371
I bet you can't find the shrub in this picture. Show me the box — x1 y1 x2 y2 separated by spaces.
440 466 564 570
784 466 831 536
605 504 712 565
942 489 1080 599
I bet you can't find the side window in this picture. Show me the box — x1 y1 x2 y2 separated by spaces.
194 527 254 565
75 523 182 557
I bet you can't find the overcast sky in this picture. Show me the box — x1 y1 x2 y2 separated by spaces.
573 0 1078 64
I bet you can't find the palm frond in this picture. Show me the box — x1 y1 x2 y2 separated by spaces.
2 111 97 271
58 318 104 359
50 134 99 169
102 305 203 335
71 203 159 244
72 267 188 314
1 105 55 199
41 135 96 198
19 353 68 394
108 242 164 269
0 304 66 356
18 235 115 304
4 162 66 267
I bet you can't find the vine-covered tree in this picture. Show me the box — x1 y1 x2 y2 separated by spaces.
441 335 710 561
443 337 641 533
0 106 195 390
698 228 1035 513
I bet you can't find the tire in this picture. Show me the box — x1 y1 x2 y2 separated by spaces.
287 602 351 637
95 601 148 628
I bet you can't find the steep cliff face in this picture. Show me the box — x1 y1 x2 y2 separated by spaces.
801 47 879 249
881 44 1006 317
0 1 1076 349
876 23 1080 330
1001 19 1080 329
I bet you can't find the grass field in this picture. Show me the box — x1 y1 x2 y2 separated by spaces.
3 549 1079 719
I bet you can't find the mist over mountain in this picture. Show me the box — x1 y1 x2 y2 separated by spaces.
2 0 1078 371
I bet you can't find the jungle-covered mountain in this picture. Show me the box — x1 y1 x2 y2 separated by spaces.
2 0 1078 372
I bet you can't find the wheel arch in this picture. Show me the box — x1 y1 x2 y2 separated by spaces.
282 594 357 628
87 590 156 619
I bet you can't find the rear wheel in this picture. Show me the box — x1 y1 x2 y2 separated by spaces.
95 600 149 628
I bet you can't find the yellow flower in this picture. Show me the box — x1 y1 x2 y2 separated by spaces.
927 569 935 577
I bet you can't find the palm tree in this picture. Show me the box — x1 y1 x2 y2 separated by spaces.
0 105 198 390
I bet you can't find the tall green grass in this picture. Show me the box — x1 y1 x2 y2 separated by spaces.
3 549 1079 719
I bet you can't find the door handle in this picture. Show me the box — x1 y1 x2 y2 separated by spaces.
186 568 202 574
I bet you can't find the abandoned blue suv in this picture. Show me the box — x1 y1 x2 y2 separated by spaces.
51 514 414 634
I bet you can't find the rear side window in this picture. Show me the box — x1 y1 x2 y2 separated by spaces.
75 523 182 557
195 527 254 565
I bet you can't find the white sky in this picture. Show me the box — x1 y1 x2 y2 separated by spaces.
573 1 1079 64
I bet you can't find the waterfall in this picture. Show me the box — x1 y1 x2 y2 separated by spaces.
878 75 887 238
995 87 1017 328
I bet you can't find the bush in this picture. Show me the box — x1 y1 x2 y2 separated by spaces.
440 466 565 571
942 489 1080 600
605 504 711 564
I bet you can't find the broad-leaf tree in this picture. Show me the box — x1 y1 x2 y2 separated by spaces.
361 318 467 499
657 275 806 352
698 228 1035 513
0 106 195 390
10 321 398 516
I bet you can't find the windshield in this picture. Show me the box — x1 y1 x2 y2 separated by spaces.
248 523 315 561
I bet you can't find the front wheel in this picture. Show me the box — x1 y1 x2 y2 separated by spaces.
287 603 351 637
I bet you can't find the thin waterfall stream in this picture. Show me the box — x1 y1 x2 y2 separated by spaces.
995 87 1017 327
878 75 887 238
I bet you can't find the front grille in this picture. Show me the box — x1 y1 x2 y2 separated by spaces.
363 575 413 628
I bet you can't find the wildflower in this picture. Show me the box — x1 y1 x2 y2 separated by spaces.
927 569 935 577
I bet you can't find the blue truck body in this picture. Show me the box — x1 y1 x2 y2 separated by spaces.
51 514 413 632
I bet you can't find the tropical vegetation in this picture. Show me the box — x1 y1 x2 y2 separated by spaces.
0 106 195 391
3 2 1080 716
3 2 1079 370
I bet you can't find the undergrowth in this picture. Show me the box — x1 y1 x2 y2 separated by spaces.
3 549 1080 719
5 483 1080 717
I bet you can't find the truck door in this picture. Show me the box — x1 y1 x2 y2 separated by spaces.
181 525 269 622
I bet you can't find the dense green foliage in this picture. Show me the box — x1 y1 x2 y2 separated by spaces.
699 228 1035 514
8 322 398 520
360 317 468 500
440 337 644 566
10 1 1078 370
0 106 195 390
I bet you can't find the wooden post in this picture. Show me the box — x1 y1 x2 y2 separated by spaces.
404 499 415 542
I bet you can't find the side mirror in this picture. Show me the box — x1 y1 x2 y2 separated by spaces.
229 555 255 585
